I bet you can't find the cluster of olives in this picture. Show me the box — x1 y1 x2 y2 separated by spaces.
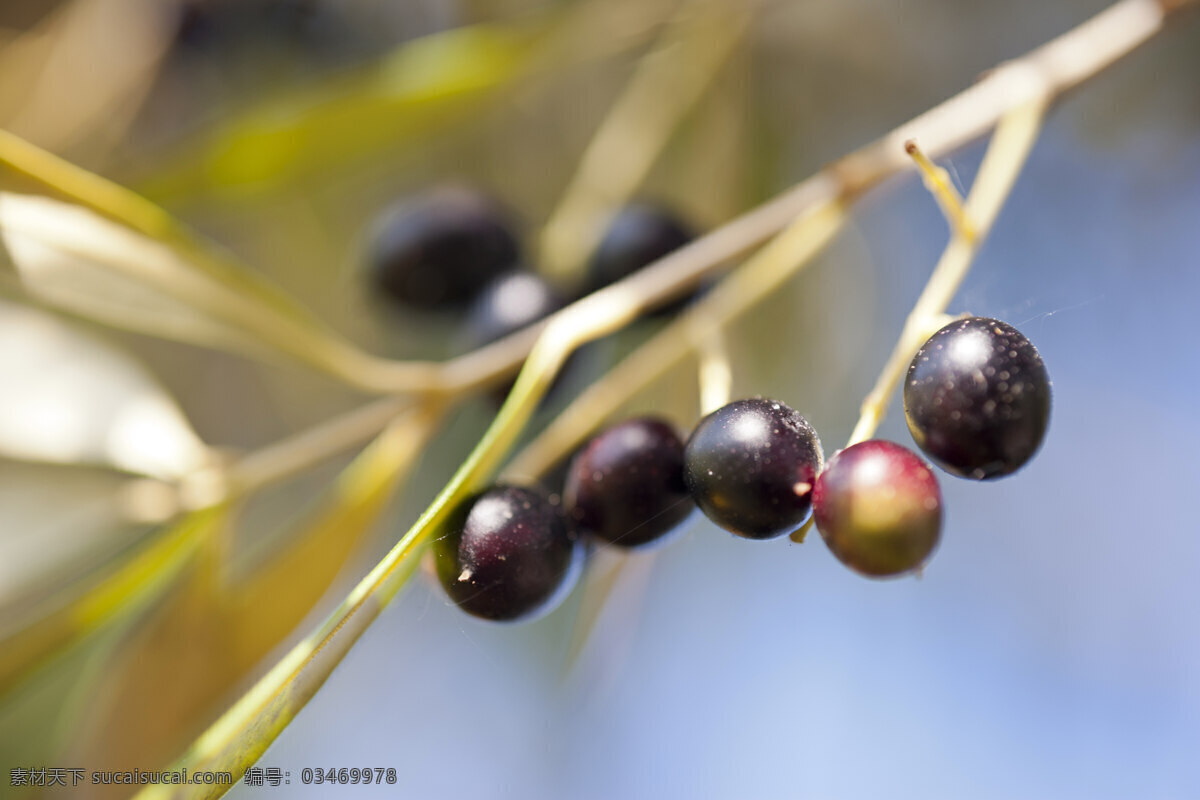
364 185 1051 622
367 184 697 359
433 314 1050 621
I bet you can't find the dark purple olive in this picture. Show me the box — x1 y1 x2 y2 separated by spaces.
564 417 694 549
683 398 823 540
586 203 698 314
368 185 520 311
904 317 1050 479
433 485 583 622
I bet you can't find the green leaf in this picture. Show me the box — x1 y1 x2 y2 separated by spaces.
0 609 132 780
140 23 539 199
0 508 218 697
0 192 281 355
0 191 386 385
75 407 437 777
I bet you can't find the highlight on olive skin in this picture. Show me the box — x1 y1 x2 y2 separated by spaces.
462 270 568 404
433 485 583 622
904 316 1050 480
813 440 942 578
367 184 521 311
683 398 823 540
462 271 566 350
563 416 695 549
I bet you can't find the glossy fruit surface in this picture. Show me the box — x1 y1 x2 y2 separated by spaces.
433 485 582 622
904 317 1050 479
463 271 565 348
564 417 694 549
813 440 941 578
683 398 823 540
586 204 695 310
462 270 568 404
368 185 520 310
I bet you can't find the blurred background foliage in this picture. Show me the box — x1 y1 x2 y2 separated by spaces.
0 0 1198 798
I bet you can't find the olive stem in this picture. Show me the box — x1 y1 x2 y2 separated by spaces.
498 0 1186 482
696 325 734 415
4 1 1182 403
505 198 849 481
846 99 1048 452
537 0 753 283
114 397 445 525
905 140 976 242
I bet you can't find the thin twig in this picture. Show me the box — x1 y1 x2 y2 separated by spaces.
847 102 1047 447
538 0 752 282
904 140 975 241
696 326 733 415
505 0 1183 483
5 0 1182 405
782 103 1046 551
505 199 849 481
789 104 1047 545
225 397 419 498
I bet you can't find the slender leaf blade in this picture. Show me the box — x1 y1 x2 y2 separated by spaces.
78 408 437 780
0 509 218 696
141 23 538 199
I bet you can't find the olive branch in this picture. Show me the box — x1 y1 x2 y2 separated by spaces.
0 1 1191 797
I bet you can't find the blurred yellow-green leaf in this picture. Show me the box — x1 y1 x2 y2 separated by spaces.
77 406 437 788
0 190 388 385
0 191 283 356
140 22 540 201
0 508 217 697
0 610 131 783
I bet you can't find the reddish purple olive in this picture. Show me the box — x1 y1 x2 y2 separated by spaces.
433 485 582 622
813 440 942 578
904 317 1050 479
683 398 824 540
564 417 694 549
